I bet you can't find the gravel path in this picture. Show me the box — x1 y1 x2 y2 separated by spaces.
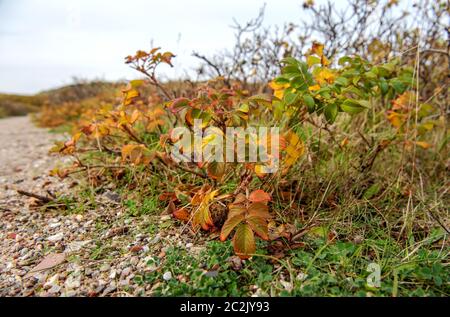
0 116 188 296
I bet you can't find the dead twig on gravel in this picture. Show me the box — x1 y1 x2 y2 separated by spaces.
16 189 54 204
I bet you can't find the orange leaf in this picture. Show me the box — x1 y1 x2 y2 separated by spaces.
192 189 218 231
246 215 269 240
248 202 271 219
173 207 190 222
249 189 271 203
220 214 245 241
415 141 432 149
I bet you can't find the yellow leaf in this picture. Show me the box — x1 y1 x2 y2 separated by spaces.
268 80 289 99
321 54 330 66
283 130 305 171
315 68 336 85
415 141 432 149
387 111 406 128
192 189 218 231
312 42 324 56
308 84 321 91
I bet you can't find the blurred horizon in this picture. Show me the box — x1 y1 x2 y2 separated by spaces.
0 0 316 95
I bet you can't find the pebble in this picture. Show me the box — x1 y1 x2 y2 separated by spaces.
47 232 64 242
65 275 81 289
48 285 61 294
102 285 117 296
44 274 59 289
121 267 132 277
109 269 117 279
162 271 172 281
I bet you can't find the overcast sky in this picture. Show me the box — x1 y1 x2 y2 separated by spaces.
0 0 320 94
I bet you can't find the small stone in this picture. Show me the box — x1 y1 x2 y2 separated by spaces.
162 271 172 281
129 257 139 266
63 290 78 297
48 285 61 294
102 285 117 296
104 191 121 203
65 240 91 253
121 267 131 277
186 243 193 248
44 274 59 289
109 269 117 279
296 272 308 281
204 270 218 278
100 264 110 272
65 274 81 289
119 279 130 287
47 232 64 242
49 222 61 229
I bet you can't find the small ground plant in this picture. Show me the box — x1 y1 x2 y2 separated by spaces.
44 43 447 265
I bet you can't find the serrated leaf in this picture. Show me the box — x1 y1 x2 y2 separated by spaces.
249 189 271 203
246 216 269 240
233 223 256 259
248 94 272 107
248 202 271 219
220 214 245 241
334 77 349 86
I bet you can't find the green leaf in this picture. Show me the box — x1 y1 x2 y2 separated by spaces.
379 78 388 95
303 94 315 113
334 77 349 86
341 99 366 114
324 103 338 123
280 57 299 67
283 91 298 105
390 79 406 94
